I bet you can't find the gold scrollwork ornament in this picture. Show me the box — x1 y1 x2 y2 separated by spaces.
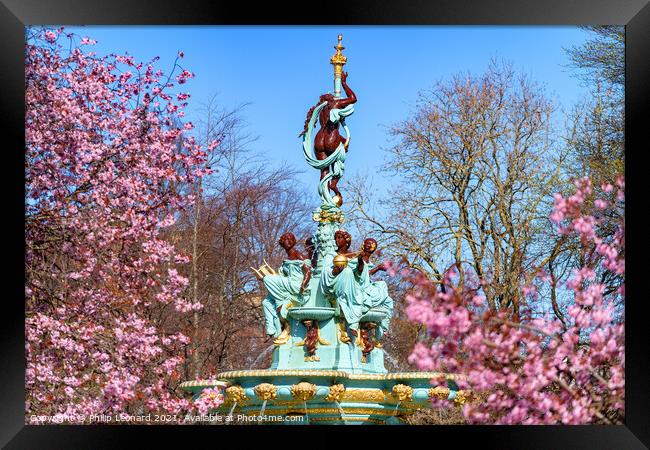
428 386 450 401
313 209 344 223
341 388 386 403
324 384 346 402
453 390 473 405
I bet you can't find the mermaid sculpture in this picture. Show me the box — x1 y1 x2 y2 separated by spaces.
300 70 357 208
261 232 312 345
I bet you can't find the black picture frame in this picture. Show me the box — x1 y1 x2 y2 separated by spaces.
3 0 648 448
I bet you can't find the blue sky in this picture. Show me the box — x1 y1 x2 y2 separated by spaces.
62 26 593 203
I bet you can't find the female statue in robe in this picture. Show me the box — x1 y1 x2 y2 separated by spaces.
356 238 394 338
261 232 312 342
319 230 370 333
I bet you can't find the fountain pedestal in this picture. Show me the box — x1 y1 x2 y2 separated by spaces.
181 371 470 425
180 258 469 424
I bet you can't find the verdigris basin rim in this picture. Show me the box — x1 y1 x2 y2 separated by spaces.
359 309 388 323
287 307 336 321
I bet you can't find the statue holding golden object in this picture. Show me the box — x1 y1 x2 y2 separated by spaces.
300 34 356 208
176 35 467 425
258 232 312 344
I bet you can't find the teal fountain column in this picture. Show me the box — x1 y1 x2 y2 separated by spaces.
180 35 473 424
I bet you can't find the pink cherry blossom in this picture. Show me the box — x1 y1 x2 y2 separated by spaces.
26 28 218 422
194 387 224 415
405 175 624 424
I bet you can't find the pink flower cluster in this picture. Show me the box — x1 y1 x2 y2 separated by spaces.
194 388 225 415
25 28 219 421
405 175 624 424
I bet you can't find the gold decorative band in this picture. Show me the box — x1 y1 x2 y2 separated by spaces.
239 407 409 417
215 370 350 379
309 416 386 424
346 371 466 381
341 388 387 403
391 384 414 402
182 371 465 390
179 380 229 389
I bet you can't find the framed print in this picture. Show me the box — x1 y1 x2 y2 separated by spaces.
2 0 649 447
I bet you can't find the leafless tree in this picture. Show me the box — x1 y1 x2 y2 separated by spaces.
159 95 312 378
347 61 567 320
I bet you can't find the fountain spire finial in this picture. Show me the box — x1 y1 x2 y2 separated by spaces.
330 34 347 98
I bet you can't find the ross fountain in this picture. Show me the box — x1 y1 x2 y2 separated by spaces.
180 34 472 425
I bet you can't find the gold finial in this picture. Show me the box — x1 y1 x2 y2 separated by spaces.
330 34 347 67
330 34 347 93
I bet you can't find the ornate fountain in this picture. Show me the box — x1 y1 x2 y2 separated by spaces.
180 35 470 424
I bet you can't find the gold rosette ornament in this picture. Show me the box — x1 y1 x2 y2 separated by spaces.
291 382 317 401
253 383 278 401
391 384 413 402
225 385 248 404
